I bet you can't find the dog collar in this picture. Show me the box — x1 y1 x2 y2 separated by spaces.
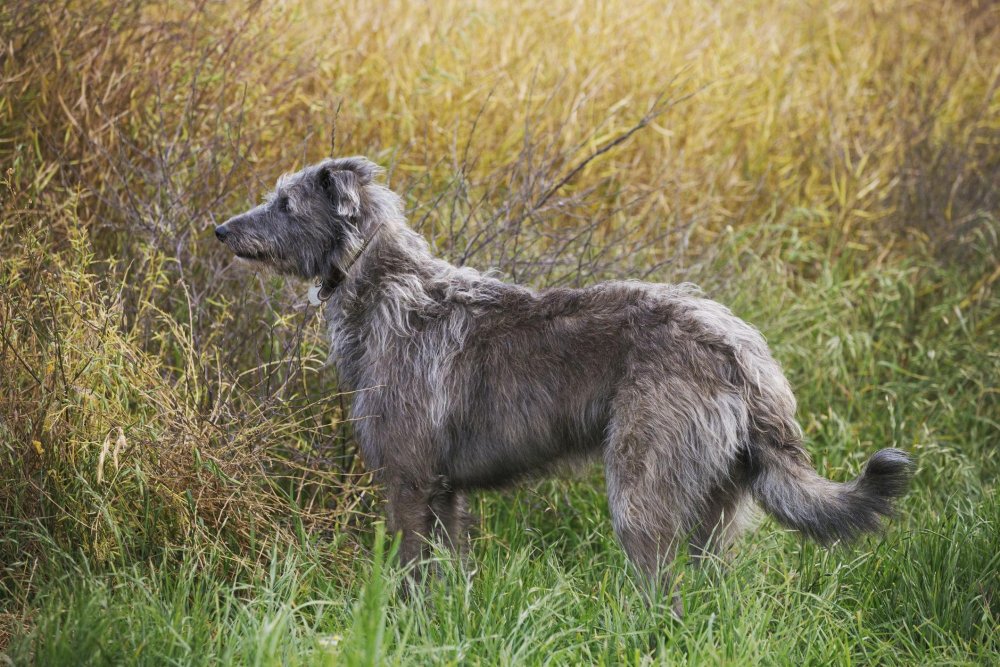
309 221 384 305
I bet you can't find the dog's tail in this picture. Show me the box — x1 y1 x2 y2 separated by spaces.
749 442 913 544
721 313 912 544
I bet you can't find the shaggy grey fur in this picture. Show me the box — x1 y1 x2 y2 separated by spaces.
216 156 913 602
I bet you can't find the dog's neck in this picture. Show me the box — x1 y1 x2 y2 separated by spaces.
315 221 386 302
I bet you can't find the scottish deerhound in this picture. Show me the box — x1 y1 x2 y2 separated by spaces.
215 156 912 604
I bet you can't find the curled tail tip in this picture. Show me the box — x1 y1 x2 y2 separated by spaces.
860 448 915 499
830 447 914 544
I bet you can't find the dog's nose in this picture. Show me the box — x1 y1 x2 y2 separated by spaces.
215 225 229 242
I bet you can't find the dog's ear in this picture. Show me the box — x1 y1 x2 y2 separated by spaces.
318 166 362 218
317 157 382 218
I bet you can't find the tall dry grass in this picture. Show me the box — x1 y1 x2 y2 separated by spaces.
288 0 999 260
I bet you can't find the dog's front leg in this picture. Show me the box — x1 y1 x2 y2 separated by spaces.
430 488 473 557
386 480 434 573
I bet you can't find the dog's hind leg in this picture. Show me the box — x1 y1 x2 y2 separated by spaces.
603 378 745 616
687 482 753 561
604 422 696 615
604 462 694 616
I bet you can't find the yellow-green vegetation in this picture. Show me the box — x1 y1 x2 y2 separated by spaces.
1 0 998 663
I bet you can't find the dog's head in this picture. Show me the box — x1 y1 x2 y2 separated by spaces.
214 156 382 280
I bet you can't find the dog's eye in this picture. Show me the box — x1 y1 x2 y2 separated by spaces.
277 195 290 213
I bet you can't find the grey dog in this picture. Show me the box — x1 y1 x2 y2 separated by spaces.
215 156 912 603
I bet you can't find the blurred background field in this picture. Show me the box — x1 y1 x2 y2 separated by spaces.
1 0 998 663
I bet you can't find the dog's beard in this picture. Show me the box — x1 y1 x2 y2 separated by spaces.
232 246 269 262
231 250 308 282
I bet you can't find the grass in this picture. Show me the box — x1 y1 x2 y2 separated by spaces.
1 0 998 664
6 475 999 664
